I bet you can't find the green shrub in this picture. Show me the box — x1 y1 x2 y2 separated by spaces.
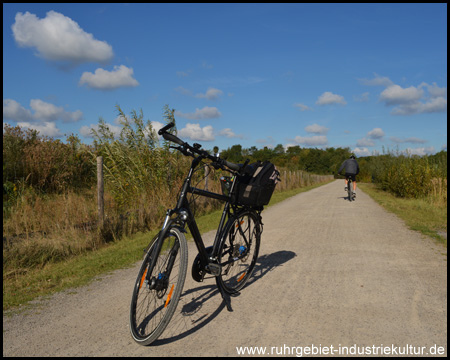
368 149 445 199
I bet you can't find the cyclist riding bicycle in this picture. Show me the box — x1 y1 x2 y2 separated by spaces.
337 154 360 197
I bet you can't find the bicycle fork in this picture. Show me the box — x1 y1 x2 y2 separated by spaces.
142 212 179 297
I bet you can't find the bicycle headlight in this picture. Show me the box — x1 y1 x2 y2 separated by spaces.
178 209 189 221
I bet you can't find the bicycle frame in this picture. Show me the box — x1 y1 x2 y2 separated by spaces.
146 154 239 282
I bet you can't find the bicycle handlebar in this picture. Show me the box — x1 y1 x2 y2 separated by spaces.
162 132 185 146
160 122 243 173
158 122 175 135
222 159 241 172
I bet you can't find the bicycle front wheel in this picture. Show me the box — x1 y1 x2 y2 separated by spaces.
130 227 188 346
216 210 261 294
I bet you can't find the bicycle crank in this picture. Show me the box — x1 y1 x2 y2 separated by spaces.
191 246 213 282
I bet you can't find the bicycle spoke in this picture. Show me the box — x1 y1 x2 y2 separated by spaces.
217 211 260 294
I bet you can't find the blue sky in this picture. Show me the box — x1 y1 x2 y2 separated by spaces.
3 3 447 157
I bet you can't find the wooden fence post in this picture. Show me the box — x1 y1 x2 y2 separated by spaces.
204 164 210 190
97 156 104 226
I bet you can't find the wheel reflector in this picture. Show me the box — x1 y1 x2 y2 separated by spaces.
165 284 175 308
139 268 148 289
237 272 246 283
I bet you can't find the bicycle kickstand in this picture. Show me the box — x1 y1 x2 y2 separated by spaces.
217 283 239 312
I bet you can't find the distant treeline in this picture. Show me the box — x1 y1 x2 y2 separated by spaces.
219 143 447 199
220 144 355 175
3 105 447 203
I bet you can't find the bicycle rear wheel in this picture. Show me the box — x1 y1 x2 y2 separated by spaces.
130 227 187 346
348 180 353 202
216 210 261 294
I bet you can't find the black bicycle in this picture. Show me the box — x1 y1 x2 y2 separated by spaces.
347 177 355 202
130 123 277 346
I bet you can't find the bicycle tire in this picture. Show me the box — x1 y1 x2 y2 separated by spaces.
216 210 261 294
130 227 188 346
348 179 353 202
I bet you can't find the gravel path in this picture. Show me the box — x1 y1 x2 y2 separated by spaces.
3 180 447 357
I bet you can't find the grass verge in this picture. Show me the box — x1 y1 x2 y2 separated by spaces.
3 180 333 312
359 183 447 247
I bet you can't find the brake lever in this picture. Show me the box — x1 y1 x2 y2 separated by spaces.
238 159 250 175
211 161 223 170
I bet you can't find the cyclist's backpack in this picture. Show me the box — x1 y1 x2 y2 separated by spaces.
235 161 280 208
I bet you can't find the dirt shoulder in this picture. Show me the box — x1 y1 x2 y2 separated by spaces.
3 180 447 356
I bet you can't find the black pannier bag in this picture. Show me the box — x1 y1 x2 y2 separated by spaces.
234 161 280 207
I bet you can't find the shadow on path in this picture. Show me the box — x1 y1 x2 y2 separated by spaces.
152 250 296 346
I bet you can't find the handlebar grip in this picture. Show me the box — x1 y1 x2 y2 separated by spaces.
162 132 185 146
223 160 241 172
158 122 175 136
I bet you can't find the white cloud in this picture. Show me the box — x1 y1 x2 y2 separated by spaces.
293 135 328 146
195 87 223 100
305 124 329 135
17 121 63 137
380 85 424 105
356 138 375 147
356 128 385 147
12 11 113 65
284 143 298 150
176 87 224 100
219 128 243 139
379 82 447 115
3 98 83 123
405 146 435 156
360 76 447 115
79 65 139 90
80 125 95 138
175 106 221 120
423 82 447 98
81 119 164 141
367 128 385 139
294 103 313 111
3 99 32 122
316 92 347 106
178 123 215 141
352 147 372 157
389 136 427 144
358 73 394 87
390 96 447 115
149 121 165 137
30 99 83 122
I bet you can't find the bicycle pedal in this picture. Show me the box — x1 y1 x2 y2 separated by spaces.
207 262 222 276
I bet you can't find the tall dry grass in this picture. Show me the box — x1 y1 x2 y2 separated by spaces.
429 177 447 208
3 158 328 273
